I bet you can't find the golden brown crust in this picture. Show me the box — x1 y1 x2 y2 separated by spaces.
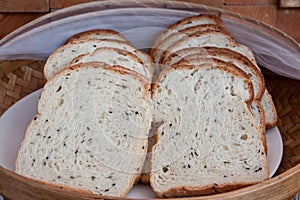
168 14 224 30
149 24 229 62
159 182 257 198
67 29 129 44
159 29 235 65
150 14 224 55
44 38 154 80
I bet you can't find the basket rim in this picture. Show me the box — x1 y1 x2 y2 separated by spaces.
1 163 299 199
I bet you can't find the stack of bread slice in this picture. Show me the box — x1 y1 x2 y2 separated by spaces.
147 14 276 197
16 14 278 198
16 30 154 197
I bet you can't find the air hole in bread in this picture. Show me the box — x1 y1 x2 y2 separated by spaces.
56 85 62 93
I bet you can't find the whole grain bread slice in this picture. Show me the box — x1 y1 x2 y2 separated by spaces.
67 29 129 44
150 60 269 197
69 47 153 80
44 39 154 80
16 62 153 197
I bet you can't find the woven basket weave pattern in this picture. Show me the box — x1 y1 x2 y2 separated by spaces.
0 60 45 115
265 76 300 175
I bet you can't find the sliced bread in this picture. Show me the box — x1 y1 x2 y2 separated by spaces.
172 56 266 145
150 61 269 197
262 89 278 128
164 46 277 128
150 14 224 54
250 99 267 153
169 47 265 100
160 30 256 66
67 29 129 44
150 24 227 64
16 62 153 197
69 47 153 80
43 39 154 80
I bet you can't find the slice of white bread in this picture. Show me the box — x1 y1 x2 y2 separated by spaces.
69 47 153 80
43 39 154 80
164 46 277 128
262 89 278 128
67 29 129 44
150 14 224 55
161 30 256 66
150 24 227 64
168 47 265 100
16 62 153 197
172 56 267 150
151 61 269 197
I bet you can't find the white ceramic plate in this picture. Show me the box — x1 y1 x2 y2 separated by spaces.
0 89 283 198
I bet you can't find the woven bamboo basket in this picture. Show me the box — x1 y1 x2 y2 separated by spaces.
0 1 299 199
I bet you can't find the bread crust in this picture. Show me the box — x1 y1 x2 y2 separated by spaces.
150 14 224 54
155 182 257 198
149 24 228 63
67 29 130 44
44 38 154 80
160 29 235 65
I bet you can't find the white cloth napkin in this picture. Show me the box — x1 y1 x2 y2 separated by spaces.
0 1 299 79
